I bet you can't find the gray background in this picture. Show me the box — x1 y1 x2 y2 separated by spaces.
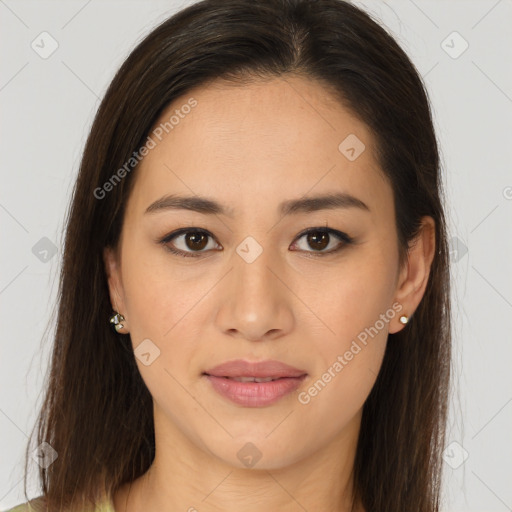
1 0 511 510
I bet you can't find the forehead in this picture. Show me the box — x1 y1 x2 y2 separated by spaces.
126 75 392 221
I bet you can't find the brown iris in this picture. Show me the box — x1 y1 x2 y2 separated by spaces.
185 231 209 251
306 231 329 251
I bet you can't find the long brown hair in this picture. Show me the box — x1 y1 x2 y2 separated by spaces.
21 1 451 510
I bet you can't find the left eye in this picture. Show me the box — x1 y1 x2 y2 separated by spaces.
159 227 353 258
291 227 352 255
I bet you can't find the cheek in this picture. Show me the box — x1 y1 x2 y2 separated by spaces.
297 285 391 439
307 246 397 344
120 255 202 413
299 248 396 409
120 247 212 387
120 243 201 337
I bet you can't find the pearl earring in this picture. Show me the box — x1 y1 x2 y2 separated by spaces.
399 315 409 325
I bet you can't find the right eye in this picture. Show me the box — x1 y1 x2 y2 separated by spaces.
158 228 221 258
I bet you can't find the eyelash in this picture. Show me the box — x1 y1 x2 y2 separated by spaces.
158 226 354 259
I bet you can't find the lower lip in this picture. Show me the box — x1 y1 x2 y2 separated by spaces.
204 375 306 407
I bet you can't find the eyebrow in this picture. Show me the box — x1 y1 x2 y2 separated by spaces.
144 192 370 217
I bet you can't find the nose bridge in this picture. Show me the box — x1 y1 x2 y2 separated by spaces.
232 234 281 300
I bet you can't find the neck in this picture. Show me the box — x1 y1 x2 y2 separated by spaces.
114 408 364 512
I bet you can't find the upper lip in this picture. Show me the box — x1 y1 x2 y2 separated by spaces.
203 359 307 379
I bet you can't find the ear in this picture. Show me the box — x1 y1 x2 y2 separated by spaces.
103 246 129 332
389 216 436 334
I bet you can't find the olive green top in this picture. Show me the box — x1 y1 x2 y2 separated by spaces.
3 495 115 512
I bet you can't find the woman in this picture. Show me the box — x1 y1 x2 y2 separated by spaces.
7 0 451 510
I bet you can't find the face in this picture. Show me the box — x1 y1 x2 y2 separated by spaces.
104 75 417 471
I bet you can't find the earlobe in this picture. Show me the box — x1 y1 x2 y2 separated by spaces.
390 217 436 334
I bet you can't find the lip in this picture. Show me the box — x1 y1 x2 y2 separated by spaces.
203 359 307 379
203 359 308 407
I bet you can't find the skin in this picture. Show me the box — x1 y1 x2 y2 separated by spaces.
104 75 436 512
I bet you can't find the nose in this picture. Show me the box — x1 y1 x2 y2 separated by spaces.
214 240 295 342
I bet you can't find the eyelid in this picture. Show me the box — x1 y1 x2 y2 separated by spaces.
158 226 354 258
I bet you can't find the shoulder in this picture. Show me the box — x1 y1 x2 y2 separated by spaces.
2 496 46 512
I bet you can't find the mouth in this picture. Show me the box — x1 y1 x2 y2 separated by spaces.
201 361 308 407
202 359 308 407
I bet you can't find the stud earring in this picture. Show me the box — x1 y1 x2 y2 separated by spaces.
399 315 409 325
109 311 126 333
